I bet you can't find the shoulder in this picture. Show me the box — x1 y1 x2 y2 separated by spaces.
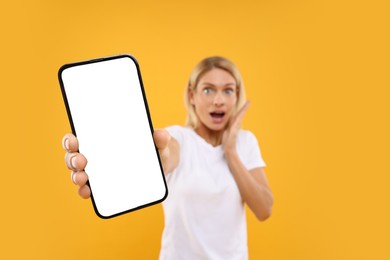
237 129 266 168
165 125 183 133
237 129 259 145
165 125 193 144
165 125 192 135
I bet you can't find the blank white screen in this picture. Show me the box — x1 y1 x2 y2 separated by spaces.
61 56 166 218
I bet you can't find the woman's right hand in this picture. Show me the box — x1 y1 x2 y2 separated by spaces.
62 133 90 199
62 129 179 199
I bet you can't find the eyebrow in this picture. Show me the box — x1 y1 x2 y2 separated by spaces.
200 82 236 87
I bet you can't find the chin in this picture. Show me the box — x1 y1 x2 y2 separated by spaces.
207 123 227 131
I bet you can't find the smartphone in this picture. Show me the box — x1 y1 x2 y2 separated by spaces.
58 54 167 218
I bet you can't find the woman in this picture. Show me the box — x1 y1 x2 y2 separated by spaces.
63 56 274 259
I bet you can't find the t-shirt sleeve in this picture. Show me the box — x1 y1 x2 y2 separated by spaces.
165 125 184 145
240 130 266 170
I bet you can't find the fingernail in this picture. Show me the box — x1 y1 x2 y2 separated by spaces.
71 156 77 169
64 138 69 150
72 172 77 184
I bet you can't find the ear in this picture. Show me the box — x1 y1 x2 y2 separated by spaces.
189 87 195 105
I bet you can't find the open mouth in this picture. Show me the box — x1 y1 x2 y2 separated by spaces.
210 112 225 123
210 112 225 118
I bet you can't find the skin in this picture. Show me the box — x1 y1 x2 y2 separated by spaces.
63 68 273 221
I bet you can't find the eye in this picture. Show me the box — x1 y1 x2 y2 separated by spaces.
224 89 234 95
203 88 213 94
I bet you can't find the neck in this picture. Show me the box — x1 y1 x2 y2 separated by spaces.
194 123 224 147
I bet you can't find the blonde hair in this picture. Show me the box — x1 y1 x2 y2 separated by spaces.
184 56 247 128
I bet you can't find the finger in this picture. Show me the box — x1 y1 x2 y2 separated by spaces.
71 171 89 186
78 185 91 199
153 129 171 150
62 133 79 152
65 152 88 171
65 152 77 170
236 101 250 120
232 101 251 128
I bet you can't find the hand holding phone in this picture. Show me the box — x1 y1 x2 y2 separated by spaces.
62 133 90 198
59 55 168 218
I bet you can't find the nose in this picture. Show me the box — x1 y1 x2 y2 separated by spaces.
213 91 225 106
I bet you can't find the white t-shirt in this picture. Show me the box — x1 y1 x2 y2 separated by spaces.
159 126 266 260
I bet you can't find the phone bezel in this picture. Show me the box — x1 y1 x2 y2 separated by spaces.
58 54 168 219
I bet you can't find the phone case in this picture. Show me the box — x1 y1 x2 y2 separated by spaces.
58 54 168 218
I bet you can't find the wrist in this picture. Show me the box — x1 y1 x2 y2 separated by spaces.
224 148 238 160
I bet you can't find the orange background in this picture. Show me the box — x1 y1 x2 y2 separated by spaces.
1 0 389 259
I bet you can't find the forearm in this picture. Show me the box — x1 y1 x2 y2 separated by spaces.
225 150 274 221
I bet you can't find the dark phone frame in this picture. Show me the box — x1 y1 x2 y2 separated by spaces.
58 54 168 219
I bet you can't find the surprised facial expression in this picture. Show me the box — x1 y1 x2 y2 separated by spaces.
190 68 238 131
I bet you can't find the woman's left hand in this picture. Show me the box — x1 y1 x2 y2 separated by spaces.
222 101 250 155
